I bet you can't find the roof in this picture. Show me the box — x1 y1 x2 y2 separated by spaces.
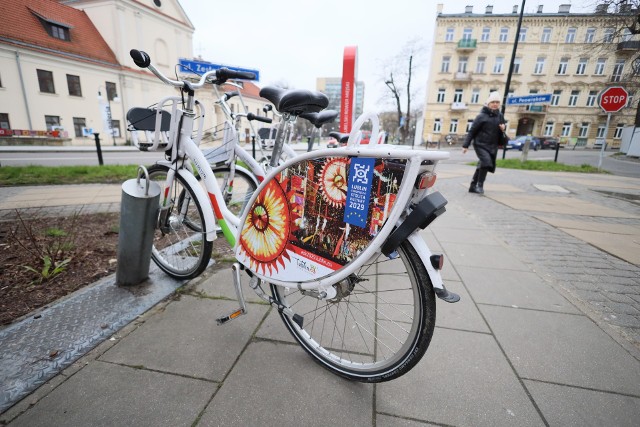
0 0 119 68
239 81 262 99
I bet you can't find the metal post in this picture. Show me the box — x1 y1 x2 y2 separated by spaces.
93 133 104 166
554 142 560 162
501 0 526 160
251 135 256 159
598 113 611 170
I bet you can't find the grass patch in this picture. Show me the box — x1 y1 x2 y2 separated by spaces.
492 159 605 173
0 165 140 186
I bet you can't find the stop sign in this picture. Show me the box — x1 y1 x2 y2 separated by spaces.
599 86 629 113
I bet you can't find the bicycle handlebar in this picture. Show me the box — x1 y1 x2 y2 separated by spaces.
247 113 272 124
129 49 256 89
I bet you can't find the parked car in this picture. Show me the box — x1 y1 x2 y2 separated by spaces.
539 137 559 150
506 135 540 151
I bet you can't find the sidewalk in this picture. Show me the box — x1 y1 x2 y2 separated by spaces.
1 162 639 426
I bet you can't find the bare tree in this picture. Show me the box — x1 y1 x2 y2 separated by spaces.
381 38 426 144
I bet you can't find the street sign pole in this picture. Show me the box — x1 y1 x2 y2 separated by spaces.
598 112 611 170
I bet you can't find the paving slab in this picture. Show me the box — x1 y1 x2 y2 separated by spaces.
524 379 640 427
533 184 570 193
376 414 440 426
555 228 640 265
99 295 268 381
191 267 265 303
486 194 639 218
435 280 490 333
377 328 544 426
439 241 530 271
456 266 580 314
481 305 640 395
198 340 373 427
8 361 214 427
535 217 640 235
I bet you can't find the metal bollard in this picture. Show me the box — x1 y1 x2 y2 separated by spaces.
116 166 161 286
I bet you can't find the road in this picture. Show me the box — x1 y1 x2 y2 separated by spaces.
1 144 638 178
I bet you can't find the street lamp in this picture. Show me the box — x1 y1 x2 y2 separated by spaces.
97 87 120 146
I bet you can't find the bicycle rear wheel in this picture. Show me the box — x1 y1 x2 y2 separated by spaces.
211 166 258 218
146 164 213 280
270 239 436 383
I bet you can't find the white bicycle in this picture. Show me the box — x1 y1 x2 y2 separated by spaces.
126 49 459 383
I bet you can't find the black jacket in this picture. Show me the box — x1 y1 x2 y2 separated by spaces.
463 106 504 149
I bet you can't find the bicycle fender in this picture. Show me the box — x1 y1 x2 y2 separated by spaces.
407 233 444 290
381 191 447 257
177 169 217 242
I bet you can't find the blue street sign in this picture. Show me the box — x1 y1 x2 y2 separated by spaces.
506 94 552 105
178 59 259 81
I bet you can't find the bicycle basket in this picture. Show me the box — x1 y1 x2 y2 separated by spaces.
126 96 184 152
203 121 236 166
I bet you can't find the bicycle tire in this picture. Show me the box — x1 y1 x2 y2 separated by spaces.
210 165 258 218
146 164 213 280
270 239 436 383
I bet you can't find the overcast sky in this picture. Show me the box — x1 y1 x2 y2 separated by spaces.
179 0 593 112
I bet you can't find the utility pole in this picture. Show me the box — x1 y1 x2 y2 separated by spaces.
501 0 526 159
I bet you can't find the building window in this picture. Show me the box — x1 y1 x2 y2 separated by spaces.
450 119 458 133
475 57 485 74
454 89 463 103
37 69 55 93
541 27 552 43
66 74 82 97
493 57 504 74
561 122 572 137
36 15 71 41
551 90 562 106
0 113 10 129
111 120 121 137
513 57 521 74
565 27 576 43
544 121 555 136
558 58 569 75
603 28 614 43
462 28 472 40
458 57 468 73
597 124 606 138
595 58 606 75
73 117 86 137
576 58 588 75
445 28 454 42
466 119 474 132
587 90 597 107
499 28 509 42
579 122 590 138
45 115 60 130
534 57 545 74
105 81 118 101
481 27 490 42
612 59 625 82
437 89 445 103
585 28 595 43
519 28 527 42
433 119 442 133
441 56 450 73
569 90 580 106
471 88 480 104
614 123 624 139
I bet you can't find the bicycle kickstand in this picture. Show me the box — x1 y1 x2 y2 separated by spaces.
216 263 247 325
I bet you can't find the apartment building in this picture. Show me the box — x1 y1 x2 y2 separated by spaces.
423 3 639 148
316 77 365 129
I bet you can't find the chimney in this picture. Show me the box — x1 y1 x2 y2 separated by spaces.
558 4 571 13
437 3 443 14
595 4 608 13
512 5 518 13
486 5 493 14
465 5 473 13
537 5 543 13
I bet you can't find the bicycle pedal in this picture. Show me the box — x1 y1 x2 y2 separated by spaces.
216 308 246 325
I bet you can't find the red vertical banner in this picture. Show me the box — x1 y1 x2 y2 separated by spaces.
341 46 358 133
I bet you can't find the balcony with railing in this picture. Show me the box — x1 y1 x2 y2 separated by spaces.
616 40 640 52
456 39 477 51
450 102 468 111
453 71 472 82
516 105 548 114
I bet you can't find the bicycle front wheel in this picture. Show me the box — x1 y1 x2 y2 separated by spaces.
270 239 436 383
146 164 213 280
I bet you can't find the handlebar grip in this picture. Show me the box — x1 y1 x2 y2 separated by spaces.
247 113 272 124
224 91 239 100
130 49 151 68
263 104 273 112
216 67 256 82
